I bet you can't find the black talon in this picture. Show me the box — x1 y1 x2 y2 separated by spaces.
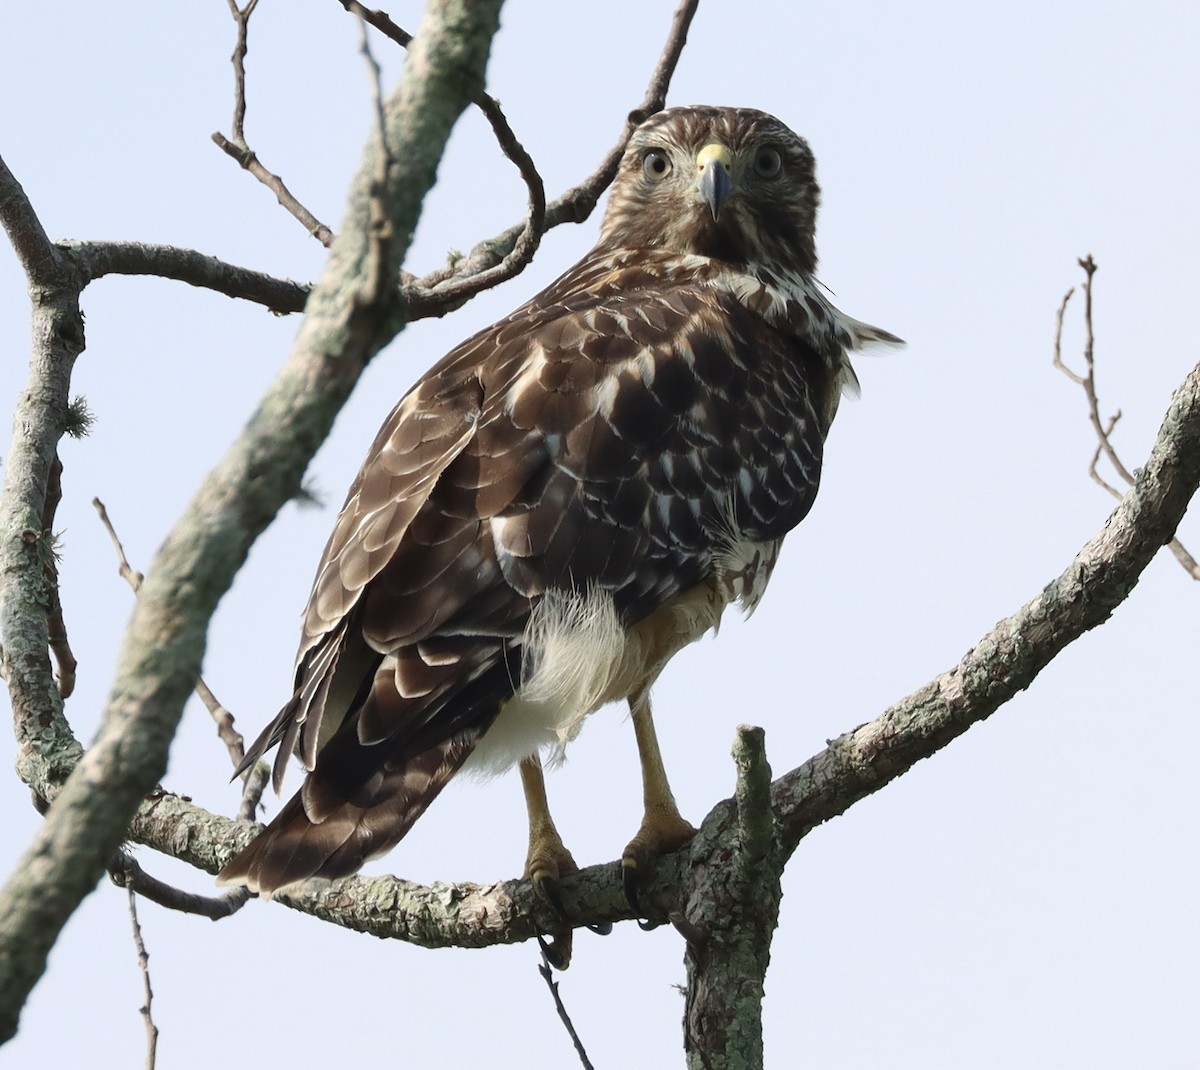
622 862 641 912
622 864 638 910
624 862 664 930
587 921 613 935
536 932 569 971
536 874 570 922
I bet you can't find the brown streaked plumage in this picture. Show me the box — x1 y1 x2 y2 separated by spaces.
218 107 901 929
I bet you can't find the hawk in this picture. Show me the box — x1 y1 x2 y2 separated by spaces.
218 106 900 941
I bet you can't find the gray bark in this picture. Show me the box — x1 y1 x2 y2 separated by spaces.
0 0 504 1042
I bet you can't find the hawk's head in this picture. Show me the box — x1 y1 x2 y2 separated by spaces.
599 106 819 276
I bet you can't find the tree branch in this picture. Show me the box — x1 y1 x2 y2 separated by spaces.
0 155 90 1039
0 0 505 1042
1053 257 1198 579
111 359 1200 960
63 240 309 314
771 359 1200 852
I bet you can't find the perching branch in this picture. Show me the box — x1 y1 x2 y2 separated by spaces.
1 4 705 1044
114 359 1200 946
1054 255 1198 579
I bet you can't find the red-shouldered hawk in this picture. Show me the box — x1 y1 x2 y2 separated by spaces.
219 106 901 959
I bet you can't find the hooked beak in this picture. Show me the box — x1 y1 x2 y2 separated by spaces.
695 142 735 220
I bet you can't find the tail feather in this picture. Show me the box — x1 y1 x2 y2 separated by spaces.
218 734 474 896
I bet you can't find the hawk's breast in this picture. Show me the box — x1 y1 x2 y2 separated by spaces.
461 532 781 777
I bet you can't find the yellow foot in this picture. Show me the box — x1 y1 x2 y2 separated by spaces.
525 836 579 969
621 808 698 925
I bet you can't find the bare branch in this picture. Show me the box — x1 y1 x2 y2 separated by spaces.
355 12 397 307
92 497 256 778
224 0 260 143
111 850 250 921
236 761 270 824
214 0 334 246
341 2 548 316
92 498 145 592
63 240 309 314
0 156 87 804
536 937 596 1070
774 360 1200 851
731 725 774 873
211 136 336 247
1051 286 1085 384
0 153 67 285
402 90 546 317
339 1 412 48
124 881 158 1070
1054 256 1198 579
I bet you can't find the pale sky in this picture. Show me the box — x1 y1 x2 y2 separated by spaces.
2 2 1197 1067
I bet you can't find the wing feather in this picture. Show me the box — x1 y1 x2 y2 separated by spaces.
220 105 903 895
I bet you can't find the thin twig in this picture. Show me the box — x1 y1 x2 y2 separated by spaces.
536 936 595 1070
236 761 270 823
124 881 159 1069
213 0 334 246
1053 256 1198 578
225 0 260 143
42 454 77 698
92 498 260 773
355 12 395 307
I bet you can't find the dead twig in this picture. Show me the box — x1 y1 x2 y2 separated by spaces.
91 499 267 779
354 11 395 308
213 0 335 246
536 935 595 1070
124 879 159 1070
1053 256 1198 578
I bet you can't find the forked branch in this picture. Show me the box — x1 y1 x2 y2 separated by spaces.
1053 255 1198 578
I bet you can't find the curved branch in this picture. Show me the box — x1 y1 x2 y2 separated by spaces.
63 240 310 314
0 157 86 800
0 156 89 1038
402 0 700 315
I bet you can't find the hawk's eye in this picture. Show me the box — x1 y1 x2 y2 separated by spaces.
642 150 672 181
753 147 782 179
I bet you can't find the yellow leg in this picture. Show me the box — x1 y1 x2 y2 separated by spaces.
623 689 697 885
519 754 577 968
